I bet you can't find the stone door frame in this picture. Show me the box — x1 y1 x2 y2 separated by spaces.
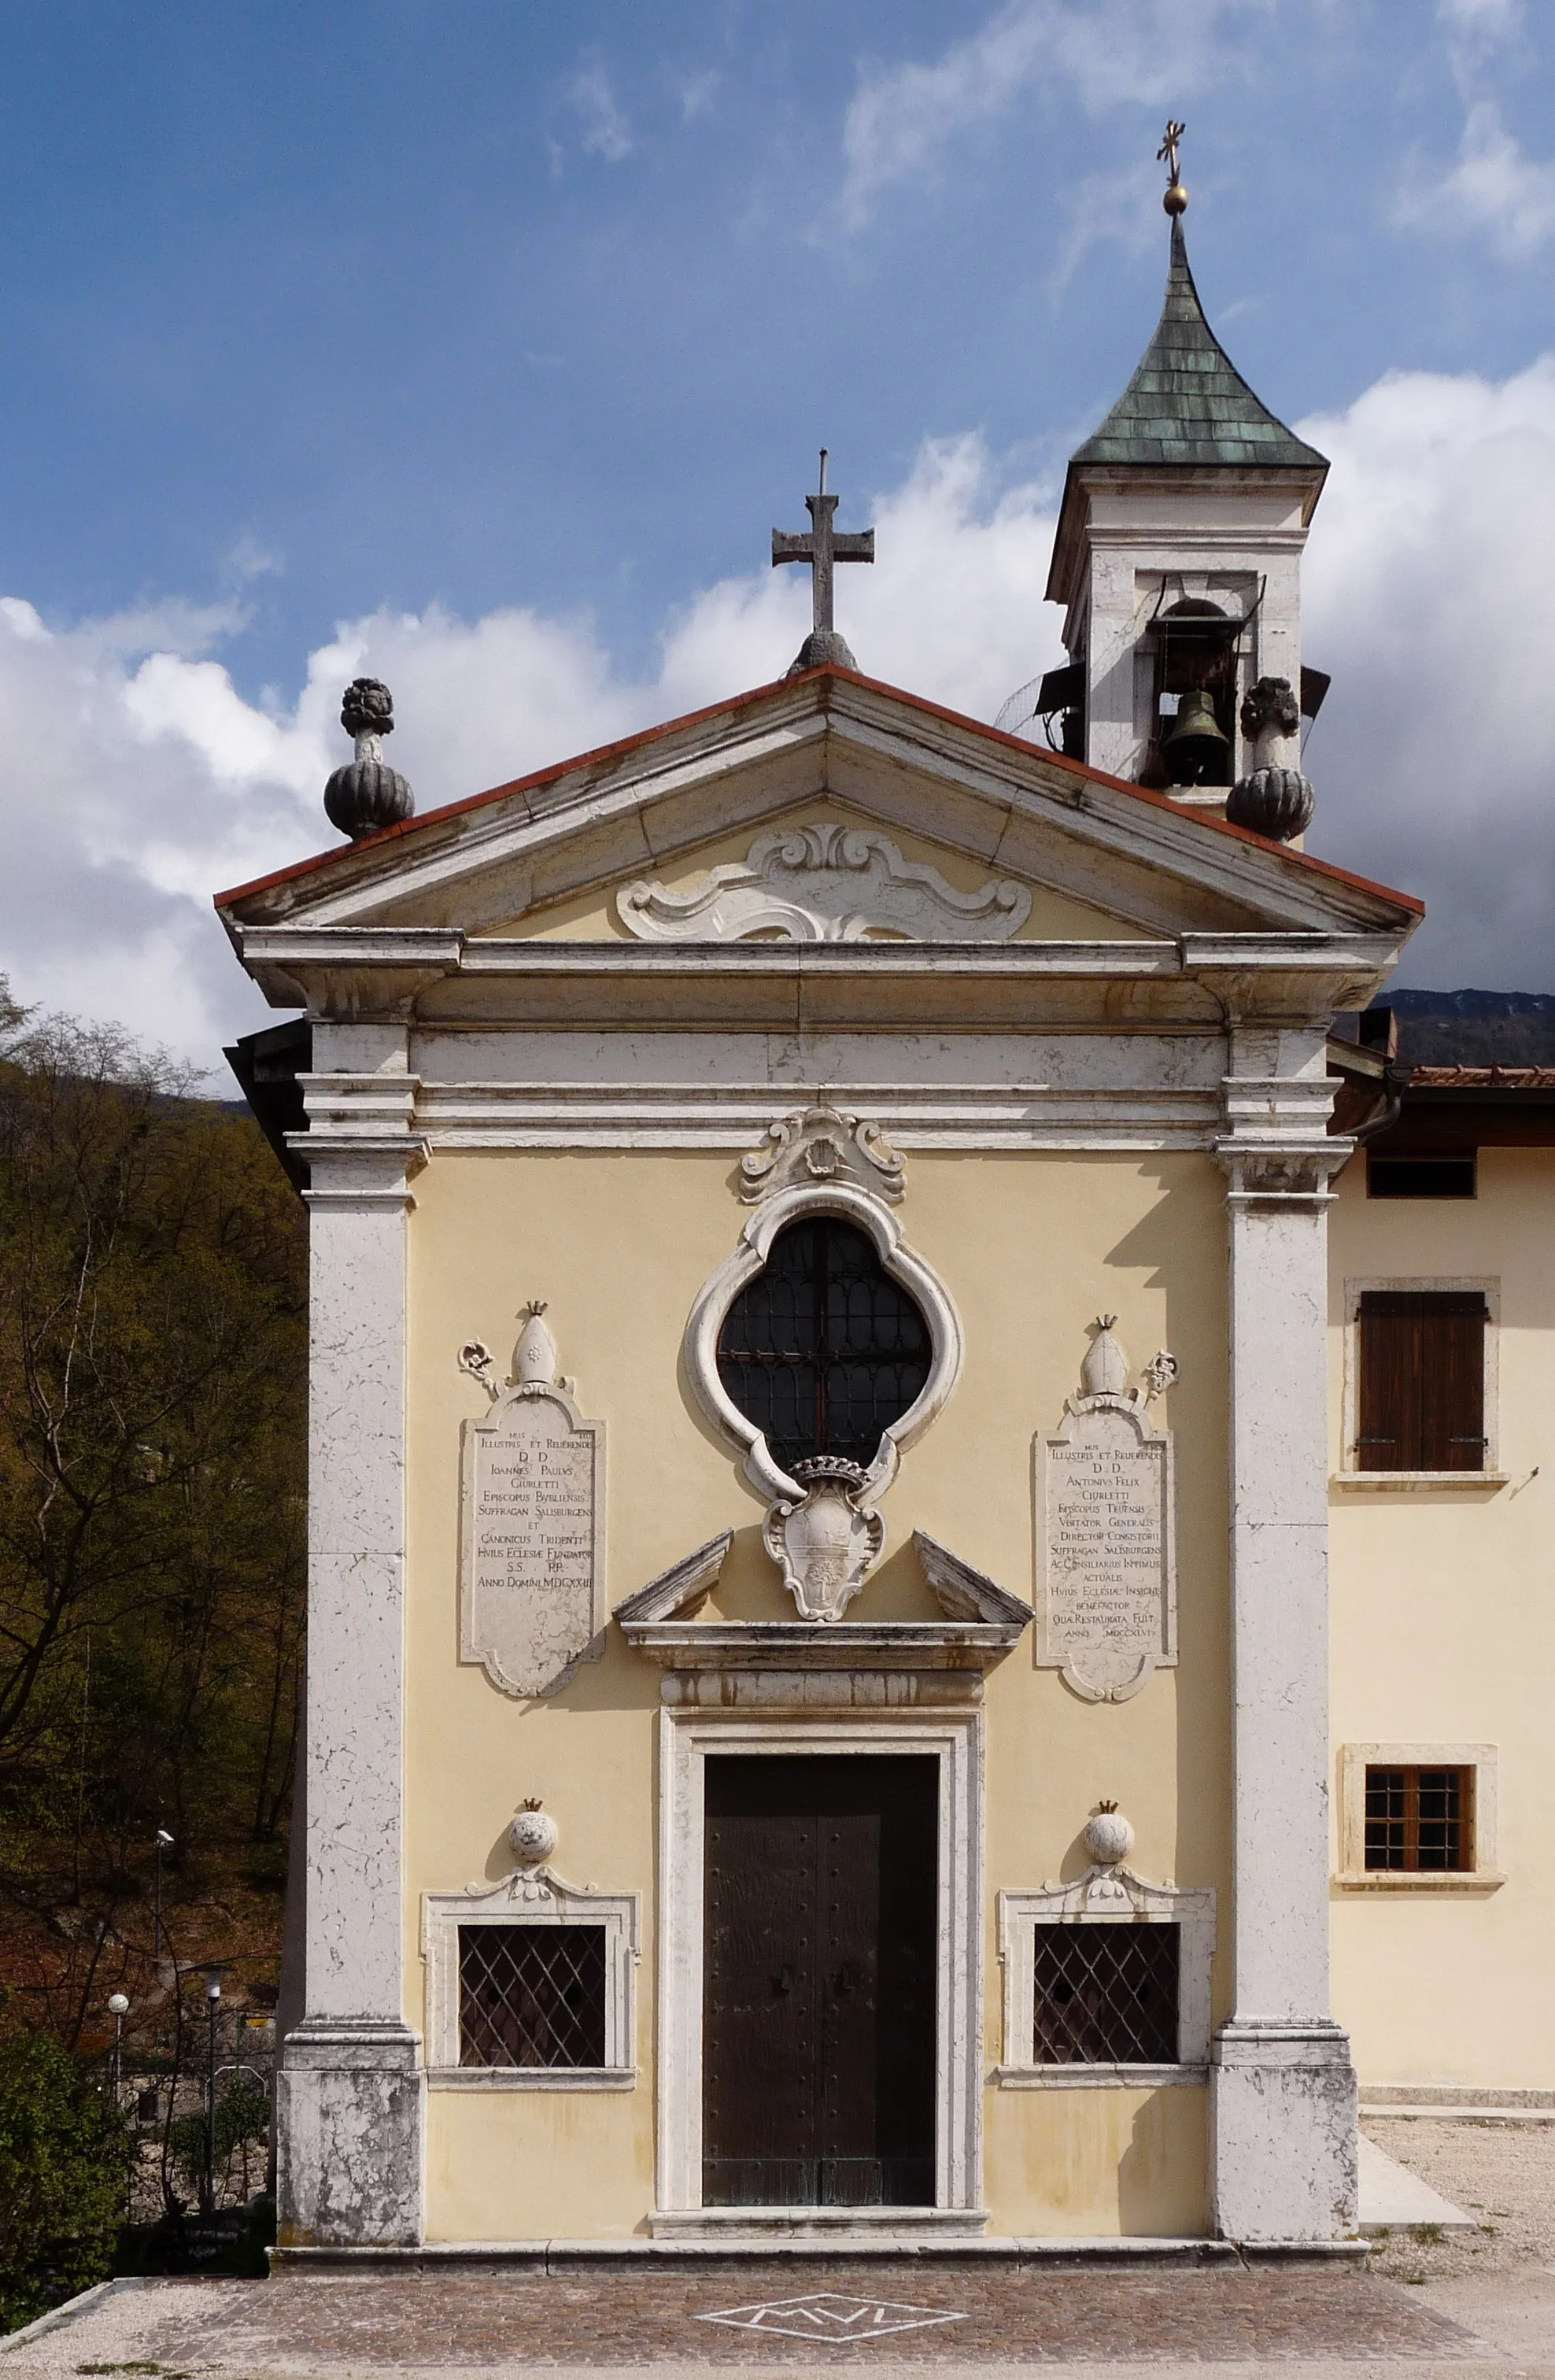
652 1700 985 2224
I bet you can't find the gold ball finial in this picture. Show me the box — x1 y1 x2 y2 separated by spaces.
1158 119 1187 216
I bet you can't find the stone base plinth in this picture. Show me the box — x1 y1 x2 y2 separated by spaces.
1210 2020 1358 2245
276 2021 423 2247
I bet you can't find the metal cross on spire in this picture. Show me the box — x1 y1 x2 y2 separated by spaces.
772 449 874 674
1158 119 1187 216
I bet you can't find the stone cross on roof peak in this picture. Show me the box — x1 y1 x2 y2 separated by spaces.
773 449 874 676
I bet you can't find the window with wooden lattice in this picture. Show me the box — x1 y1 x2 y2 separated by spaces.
1364 1766 1475 1875
1032 1922 1180 2065
1357 1289 1487 1473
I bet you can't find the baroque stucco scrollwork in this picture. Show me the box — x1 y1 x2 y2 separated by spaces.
616 820 1033 944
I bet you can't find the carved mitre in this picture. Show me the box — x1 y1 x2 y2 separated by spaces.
762 1457 886 1623
741 1105 906 1206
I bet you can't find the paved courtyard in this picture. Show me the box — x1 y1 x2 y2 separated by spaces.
5 2124 1554 2378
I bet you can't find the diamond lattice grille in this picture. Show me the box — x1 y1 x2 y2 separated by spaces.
458 1923 607 2068
1032 1921 1179 2064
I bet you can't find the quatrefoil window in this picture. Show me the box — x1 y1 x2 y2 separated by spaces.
715 1216 933 1476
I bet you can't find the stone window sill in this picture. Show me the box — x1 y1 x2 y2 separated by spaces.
1331 1472 1509 1493
1331 1872 1505 1894
991 2063 1208 2090
426 2064 637 2091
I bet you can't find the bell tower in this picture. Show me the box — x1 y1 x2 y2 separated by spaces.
1043 128 1329 827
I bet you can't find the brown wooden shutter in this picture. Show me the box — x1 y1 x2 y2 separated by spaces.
1357 1292 1486 1473
1420 1296 1487 1471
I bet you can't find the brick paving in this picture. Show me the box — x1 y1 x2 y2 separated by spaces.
8 2260 1483 2368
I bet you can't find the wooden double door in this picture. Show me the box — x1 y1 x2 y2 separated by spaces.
703 1754 938 2208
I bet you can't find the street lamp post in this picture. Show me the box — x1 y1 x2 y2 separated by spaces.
202 1973 221 2216
153 1830 173 1961
107 1993 129 2105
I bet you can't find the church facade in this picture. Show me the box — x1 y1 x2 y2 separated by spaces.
220 190 1550 2256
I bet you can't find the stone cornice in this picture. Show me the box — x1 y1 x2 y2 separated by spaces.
235 922 1403 1031
617 1619 1025 1673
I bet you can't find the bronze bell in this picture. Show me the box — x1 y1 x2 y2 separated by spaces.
1162 688 1230 785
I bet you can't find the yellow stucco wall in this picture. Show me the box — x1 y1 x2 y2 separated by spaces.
482 800 1146 941
403 1147 1231 2239
1328 1148 1555 2087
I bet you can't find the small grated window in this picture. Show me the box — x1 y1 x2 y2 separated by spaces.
1365 1766 1475 1873
1368 1155 1476 1200
458 1924 607 2068
1032 1922 1179 2064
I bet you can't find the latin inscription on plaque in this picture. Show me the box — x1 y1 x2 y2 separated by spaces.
460 1387 605 1698
1036 1401 1175 1703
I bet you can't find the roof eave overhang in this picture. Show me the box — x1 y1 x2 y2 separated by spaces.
215 670 1420 977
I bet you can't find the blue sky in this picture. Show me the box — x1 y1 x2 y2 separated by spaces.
2 0 1554 1059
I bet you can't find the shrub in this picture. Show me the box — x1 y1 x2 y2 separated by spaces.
0 2028 127 2332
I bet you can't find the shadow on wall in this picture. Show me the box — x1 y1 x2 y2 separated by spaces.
1117 2085 1211 2237
1106 1155 1231 2029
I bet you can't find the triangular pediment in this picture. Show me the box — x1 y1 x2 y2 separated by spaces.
218 671 1420 1024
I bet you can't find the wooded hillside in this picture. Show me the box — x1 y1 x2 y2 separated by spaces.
0 989 307 2054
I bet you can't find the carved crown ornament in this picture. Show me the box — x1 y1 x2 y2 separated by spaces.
740 1103 906 1205
615 819 1034 944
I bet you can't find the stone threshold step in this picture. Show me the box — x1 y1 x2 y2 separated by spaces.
1363 2085 1555 2108
271 2237 1368 2271
1363 2104 1555 2123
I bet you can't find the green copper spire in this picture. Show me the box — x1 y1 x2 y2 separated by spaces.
1070 220 1327 471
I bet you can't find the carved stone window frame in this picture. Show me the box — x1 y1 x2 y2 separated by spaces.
682 1179 963 1505
1333 1742 1504 1893
993 1873 1216 2089
420 1872 640 2090
1335 1276 1505 1489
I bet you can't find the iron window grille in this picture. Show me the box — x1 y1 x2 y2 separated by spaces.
1364 1766 1475 1874
1032 1921 1180 2065
458 1922 608 2068
715 1215 931 1474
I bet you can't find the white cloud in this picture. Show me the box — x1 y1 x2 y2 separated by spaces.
676 68 720 123
1298 354 1555 987
0 441 1060 1066
12 364 1555 1074
1438 0 1522 70
570 59 633 163
839 0 1261 225
1395 98 1555 259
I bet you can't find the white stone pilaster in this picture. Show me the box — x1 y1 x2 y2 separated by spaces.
275 1028 427 2249
1210 1028 1357 2245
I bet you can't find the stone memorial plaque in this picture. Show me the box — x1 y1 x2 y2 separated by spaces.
460 1384 605 1698
1036 1399 1175 1703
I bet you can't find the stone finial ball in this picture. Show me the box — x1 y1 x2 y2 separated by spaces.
323 756 415 841
341 677 395 739
1225 766 1314 843
508 1803 560 1866
1084 1805 1136 1866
